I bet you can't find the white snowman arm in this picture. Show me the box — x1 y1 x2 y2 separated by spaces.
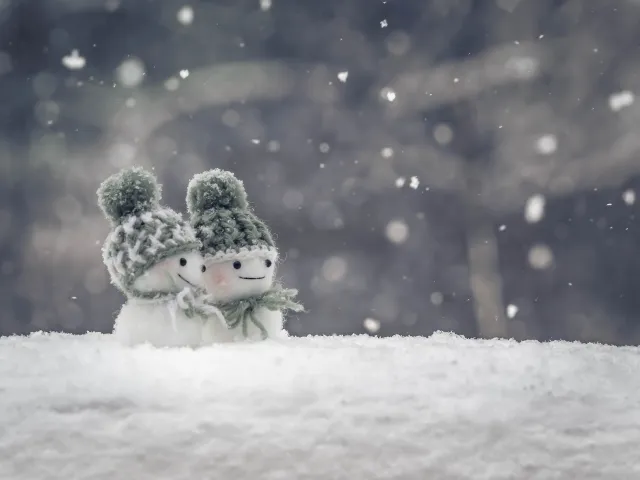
175 288 228 326
198 294 228 327
175 287 195 310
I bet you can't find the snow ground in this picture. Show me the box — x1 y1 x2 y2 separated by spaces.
1 332 640 480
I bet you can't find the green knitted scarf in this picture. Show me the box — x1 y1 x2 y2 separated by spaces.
128 275 222 322
216 286 303 340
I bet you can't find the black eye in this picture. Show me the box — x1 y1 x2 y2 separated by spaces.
179 258 187 267
265 259 272 268
233 261 242 270
201 265 206 273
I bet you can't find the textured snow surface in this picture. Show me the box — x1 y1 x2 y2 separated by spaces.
2 332 640 479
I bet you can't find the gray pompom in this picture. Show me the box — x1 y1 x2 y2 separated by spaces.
97 167 161 223
187 169 248 215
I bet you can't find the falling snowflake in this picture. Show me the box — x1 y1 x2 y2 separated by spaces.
176 6 194 25
430 292 443 306
380 19 388 28
179 69 189 79
322 256 347 283
380 88 396 102
609 91 634 112
433 124 453 145
524 194 545 223
623 189 636 206
506 304 519 319
337 71 349 82
62 50 86 70
385 219 409 244
363 317 381 334
395 177 406 188
528 244 554 270
164 77 180 91
536 134 557 155
409 176 420 189
116 58 145 87
259 0 272 11
381 147 394 158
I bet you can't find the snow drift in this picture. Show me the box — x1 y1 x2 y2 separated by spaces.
1 332 639 479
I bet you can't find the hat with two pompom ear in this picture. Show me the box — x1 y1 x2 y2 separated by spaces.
97 166 200 296
187 169 277 263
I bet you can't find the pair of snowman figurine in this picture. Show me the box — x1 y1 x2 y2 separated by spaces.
97 166 302 347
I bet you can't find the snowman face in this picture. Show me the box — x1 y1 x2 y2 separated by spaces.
203 255 275 302
133 250 207 293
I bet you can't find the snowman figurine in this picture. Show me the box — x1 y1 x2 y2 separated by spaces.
97 166 223 347
187 169 303 341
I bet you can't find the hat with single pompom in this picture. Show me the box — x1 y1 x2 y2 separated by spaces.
97 166 200 296
187 169 276 263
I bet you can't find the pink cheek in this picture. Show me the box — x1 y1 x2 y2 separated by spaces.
208 270 229 288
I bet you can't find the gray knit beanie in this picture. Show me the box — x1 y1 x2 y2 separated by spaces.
97 166 200 296
187 169 277 263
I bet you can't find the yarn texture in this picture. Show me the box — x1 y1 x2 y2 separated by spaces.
130 287 223 322
216 286 304 339
98 167 161 225
97 167 200 297
187 169 277 262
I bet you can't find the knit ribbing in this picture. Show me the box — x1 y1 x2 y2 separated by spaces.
98 167 201 297
187 169 277 262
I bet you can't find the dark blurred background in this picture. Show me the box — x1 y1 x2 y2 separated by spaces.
3 0 640 344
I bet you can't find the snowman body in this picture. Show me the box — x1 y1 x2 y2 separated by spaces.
114 301 207 348
113 251 229 347
203 254 286 340
238 308 285 341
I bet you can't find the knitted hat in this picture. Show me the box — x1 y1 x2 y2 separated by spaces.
97 166 200 296
187 169 277 263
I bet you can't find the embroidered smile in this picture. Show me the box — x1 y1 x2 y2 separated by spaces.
177 274 197 288
239 276 266 280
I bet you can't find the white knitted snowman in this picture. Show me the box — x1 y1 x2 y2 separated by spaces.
187 169 303 341
97 167 223 347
